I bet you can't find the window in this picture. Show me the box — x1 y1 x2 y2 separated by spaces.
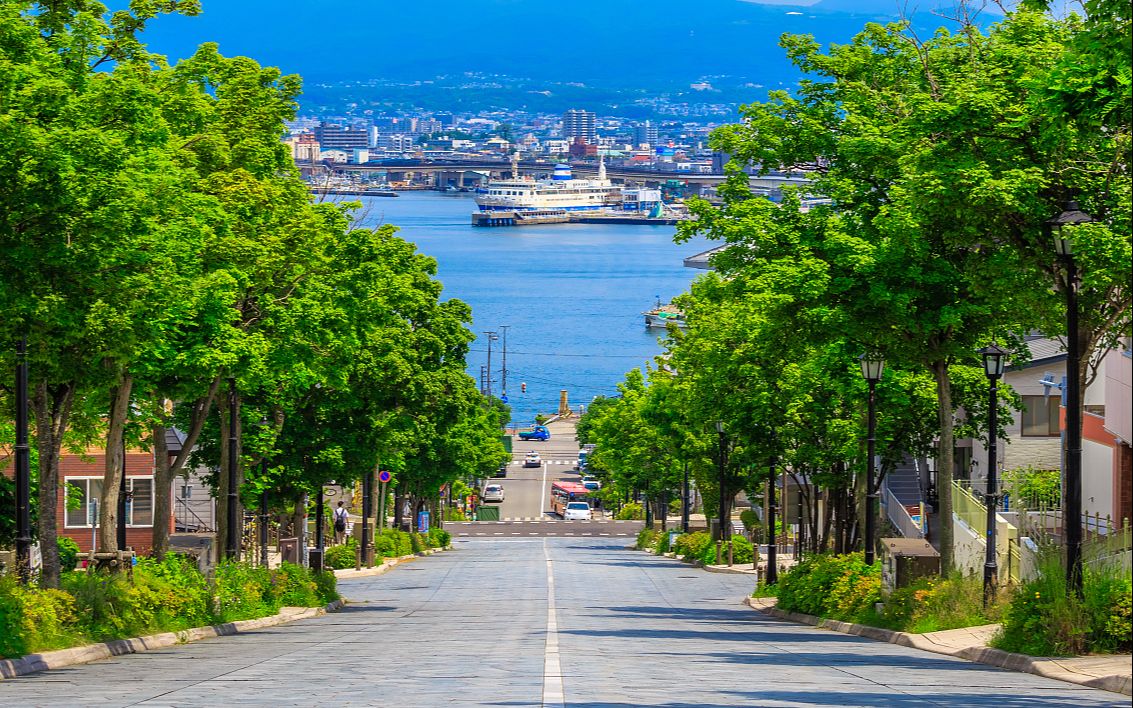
1021 396 1061 437
64 477 155 528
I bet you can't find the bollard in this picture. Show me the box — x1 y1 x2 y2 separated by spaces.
715 541 722 565
727 540 734 566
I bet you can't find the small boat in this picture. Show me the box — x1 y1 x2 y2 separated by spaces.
643 301 686 329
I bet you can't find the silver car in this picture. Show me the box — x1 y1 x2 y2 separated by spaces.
482 484 505 503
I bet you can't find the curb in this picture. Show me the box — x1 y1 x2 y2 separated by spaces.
0 598 345 681
742 598 1131 696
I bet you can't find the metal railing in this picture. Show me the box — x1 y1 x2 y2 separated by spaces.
882 483 924 539
952 481 1021 584
174 496 215 533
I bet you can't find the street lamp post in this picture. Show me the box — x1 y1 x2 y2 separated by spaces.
1047 201 1093 597
14 335 32 584
681 462 690 534
225 378 239 561
766 459 778 585
979 343 1008 607
715 422 727 544
859 352 885 565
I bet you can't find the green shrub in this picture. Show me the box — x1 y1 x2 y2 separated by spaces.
324 541 358 570
133 554 214 630
274 562 319 607
409 532 426 553
730 535 754 564
427 528 451 548
873 573 1004 634
0 575 80 658
63 571 168 641
213 561 279 622
312 570 340 605
616 502 644 521
57 537 81 572
776 553 880 622
655 531 671 554
673 531 713 560
634 528 659 550
995 553 1132 656
696 535 753 565
374 528 414 557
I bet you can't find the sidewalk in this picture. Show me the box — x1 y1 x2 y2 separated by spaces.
745 597 1132 696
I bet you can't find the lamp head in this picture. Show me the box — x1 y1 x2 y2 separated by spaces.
978 343 1009 379
715 421 724 434
858 352 885 383
1045 200 1093 257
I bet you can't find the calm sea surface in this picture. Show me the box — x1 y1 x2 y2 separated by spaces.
345 192 712 425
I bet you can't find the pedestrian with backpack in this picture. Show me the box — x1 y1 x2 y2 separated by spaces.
333 501 349 545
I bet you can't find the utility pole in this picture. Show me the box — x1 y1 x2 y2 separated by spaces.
766 461 778 585
15 335 31 583
483 331 498 397
499 325 509 397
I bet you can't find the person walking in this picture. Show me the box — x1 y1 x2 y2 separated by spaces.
333 501 349 545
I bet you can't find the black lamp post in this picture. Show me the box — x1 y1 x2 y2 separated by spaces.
859 352 885 565
715 421 727 544
255 415 271 568
979 343 1008 606
1047 201 1093 597
681 462 690 534
14 335 32 583
766 458 778 585
225 378 239 561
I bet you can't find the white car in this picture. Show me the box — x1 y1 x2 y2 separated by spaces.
524 451 542 468
580 475 601 491
563 501 592 521
482 484 505 503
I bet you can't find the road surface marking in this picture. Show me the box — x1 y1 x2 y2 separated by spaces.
542 541 564 708
511 532 521 535
539 462 548 515
494 532 504 535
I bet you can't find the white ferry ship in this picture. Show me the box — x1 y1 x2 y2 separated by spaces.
476 156 658 213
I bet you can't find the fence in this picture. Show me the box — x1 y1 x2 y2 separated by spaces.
952 481 1021 583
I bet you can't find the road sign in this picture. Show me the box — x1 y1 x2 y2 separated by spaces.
378 470 392 484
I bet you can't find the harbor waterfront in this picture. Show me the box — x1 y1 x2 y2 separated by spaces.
340 191 711 423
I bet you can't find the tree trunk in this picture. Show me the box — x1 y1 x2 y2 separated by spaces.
31 382 74 589
932 359 955 574
394 486 405 530
152 423 171 560
99 375 133 554
151 376 222 556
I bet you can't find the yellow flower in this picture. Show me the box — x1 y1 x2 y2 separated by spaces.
1034 592 1041 599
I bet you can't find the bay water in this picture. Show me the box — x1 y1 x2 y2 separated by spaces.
347 191 712 425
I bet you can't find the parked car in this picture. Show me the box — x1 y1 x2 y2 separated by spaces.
524 451 542 468
563 501 592 521
580 475 601 491
494 463 507 478
482 484 505 502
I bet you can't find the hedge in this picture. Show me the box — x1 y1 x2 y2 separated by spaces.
0 555 338 660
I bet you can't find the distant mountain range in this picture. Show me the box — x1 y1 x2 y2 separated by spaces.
140 0 998 92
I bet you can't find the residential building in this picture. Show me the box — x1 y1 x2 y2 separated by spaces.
562 109 596 144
